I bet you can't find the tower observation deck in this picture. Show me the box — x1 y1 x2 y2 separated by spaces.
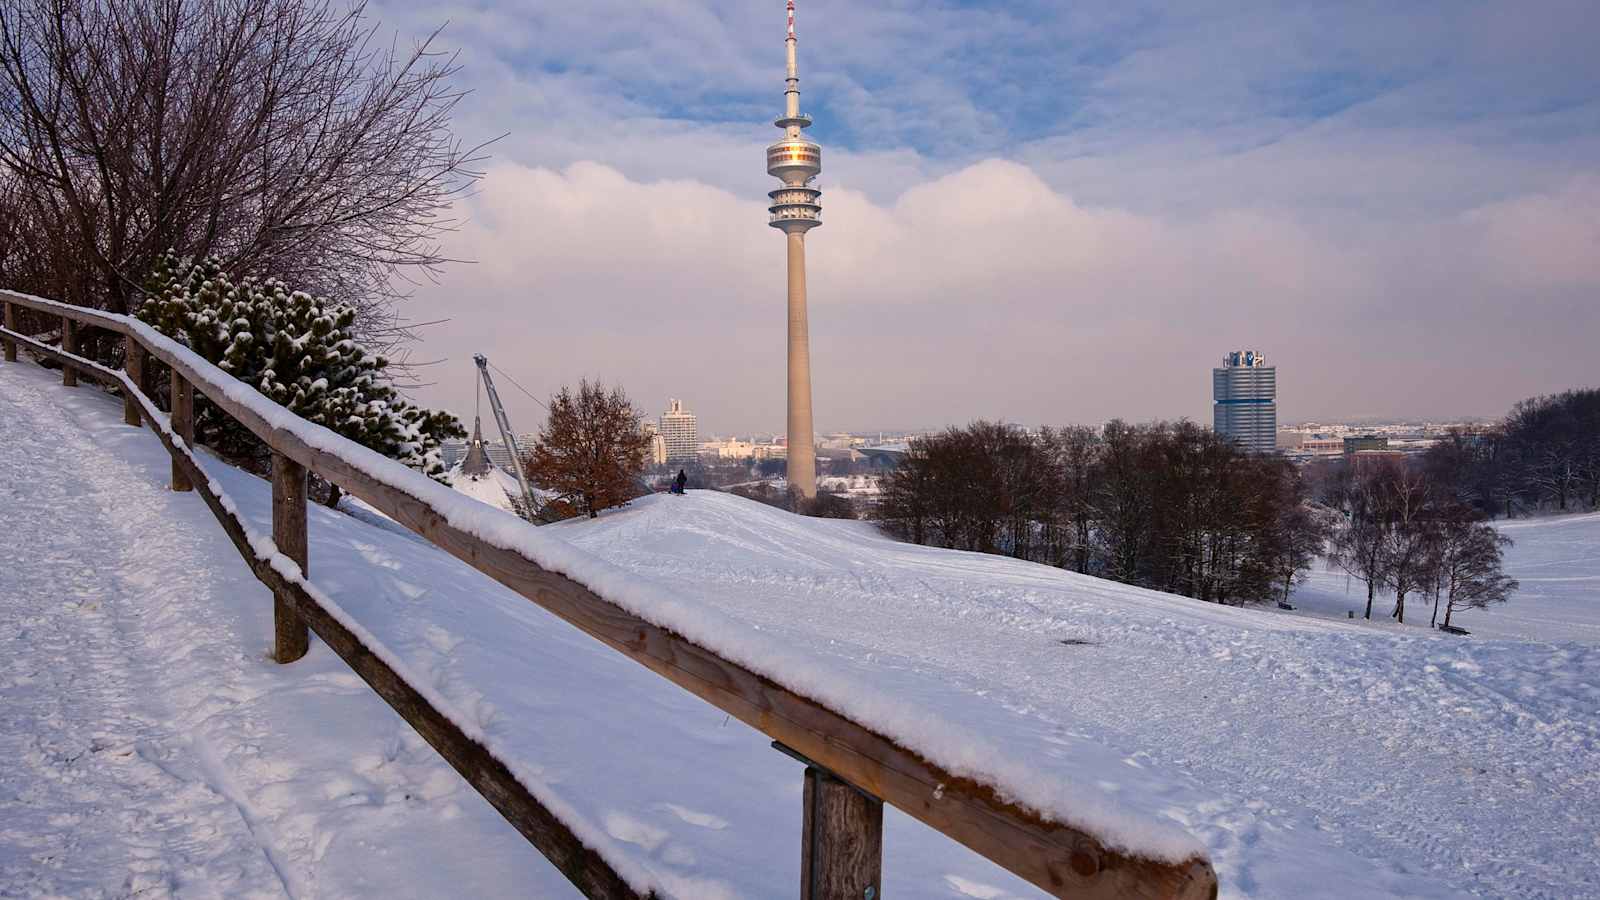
767 0 822 234
768 0 820 499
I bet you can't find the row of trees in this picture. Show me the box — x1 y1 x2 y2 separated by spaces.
1317 454 1518 627
875 421 1325 606
1422 389 1600 518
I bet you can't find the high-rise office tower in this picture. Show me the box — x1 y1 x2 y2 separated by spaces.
660 399 699 463
766 0 820 498
1213 350 1277 455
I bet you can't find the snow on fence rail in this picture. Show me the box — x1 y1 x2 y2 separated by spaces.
1 290 1218 900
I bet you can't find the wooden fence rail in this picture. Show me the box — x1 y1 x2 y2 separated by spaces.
1 290 1218 900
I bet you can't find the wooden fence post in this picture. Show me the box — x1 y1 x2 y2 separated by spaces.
61 318 78 386
777 743 883 900
170 373 194 492
272 452 310 664
2 301 14 362
123 338 144 426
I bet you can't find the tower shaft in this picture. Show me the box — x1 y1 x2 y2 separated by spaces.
786 231 816 498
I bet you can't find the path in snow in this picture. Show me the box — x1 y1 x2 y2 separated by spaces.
0 367 288 897
0 360 584 899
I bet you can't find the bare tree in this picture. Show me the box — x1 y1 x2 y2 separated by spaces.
1265 473 1332 606
1437 520 1518 630
0 0 486 344
1330 463 1389 620
526 380 650 520
876 449 927 545
1376 463 1432 624
1043 425 1100 573
1093 420 1158 584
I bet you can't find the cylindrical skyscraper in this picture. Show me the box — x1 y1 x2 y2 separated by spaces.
767 0 821 499
1213 350 1278 455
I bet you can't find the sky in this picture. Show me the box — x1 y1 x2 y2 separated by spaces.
372 0 1600 436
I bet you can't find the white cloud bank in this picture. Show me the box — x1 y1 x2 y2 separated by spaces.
407 159 1599 434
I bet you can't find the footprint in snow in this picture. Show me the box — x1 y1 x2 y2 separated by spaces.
602 811 668 852
657 802 729 830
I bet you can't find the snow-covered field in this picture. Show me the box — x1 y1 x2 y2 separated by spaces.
4 356 1600 899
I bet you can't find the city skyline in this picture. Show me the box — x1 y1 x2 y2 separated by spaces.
374 0 1600 436
433 381 1530 448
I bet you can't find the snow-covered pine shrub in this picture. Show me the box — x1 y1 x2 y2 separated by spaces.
138 253 463 491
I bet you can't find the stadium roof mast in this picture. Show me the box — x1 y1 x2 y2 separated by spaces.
473 354 541 521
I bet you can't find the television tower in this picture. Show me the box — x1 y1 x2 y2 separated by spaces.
767 0 821 499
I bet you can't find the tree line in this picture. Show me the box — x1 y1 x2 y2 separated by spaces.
874 413 1533 626
875 421 1326 606
1419 388 1600 518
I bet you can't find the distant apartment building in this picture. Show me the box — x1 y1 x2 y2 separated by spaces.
711 439 756 460
660 399 699 463
641 421 667 466
1278 432 1344 456
1213 350 1277 455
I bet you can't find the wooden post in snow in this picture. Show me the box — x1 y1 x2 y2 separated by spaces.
170 373 194 492
781 743 883 900
271 452 310 664
61 318 78 386
123 337 144 426
2 301 14 361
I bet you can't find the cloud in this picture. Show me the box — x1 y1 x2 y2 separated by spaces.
1464 176 1600 289
406 159 1599 433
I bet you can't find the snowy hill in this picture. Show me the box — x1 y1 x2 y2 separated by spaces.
4 356 1600 899
555 492 1600 899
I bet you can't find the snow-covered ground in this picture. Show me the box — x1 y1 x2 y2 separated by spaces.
445 462 523 515
555 493 1600 899
4 355 1600 899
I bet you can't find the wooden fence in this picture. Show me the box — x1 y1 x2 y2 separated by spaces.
1 290 1218 900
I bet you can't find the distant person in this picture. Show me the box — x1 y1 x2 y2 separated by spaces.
673 469 688 495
